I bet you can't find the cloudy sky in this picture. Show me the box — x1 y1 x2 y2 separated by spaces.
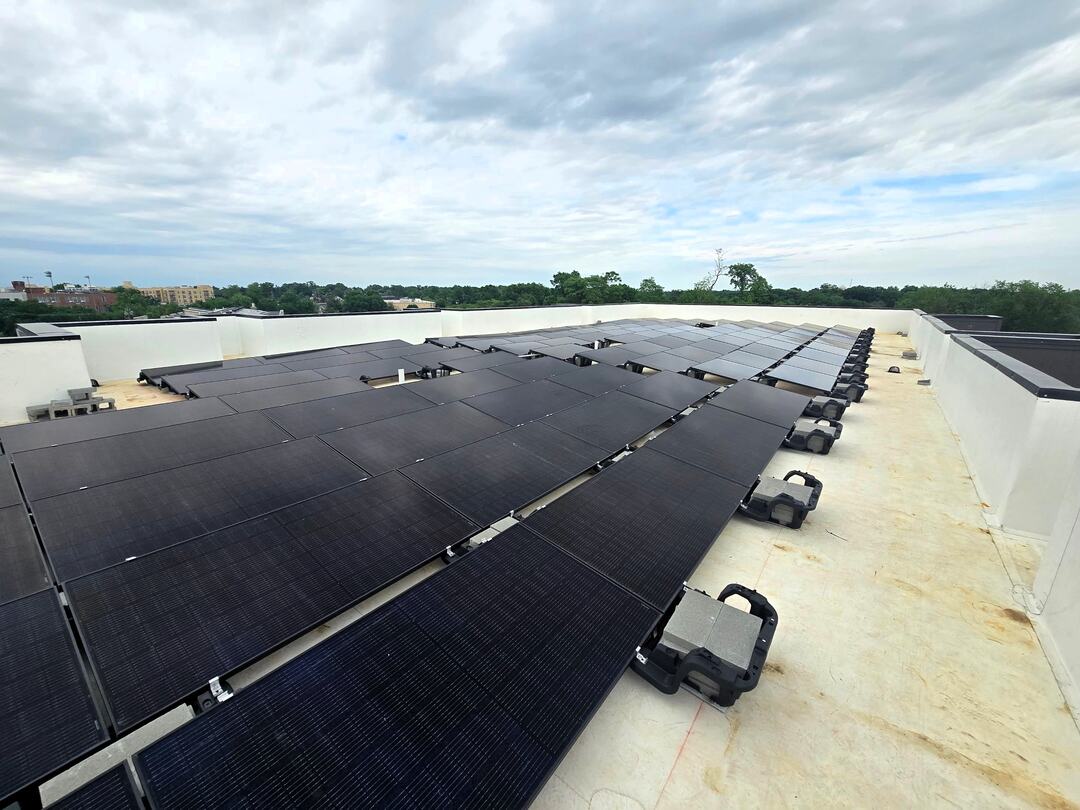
2 0 1079 290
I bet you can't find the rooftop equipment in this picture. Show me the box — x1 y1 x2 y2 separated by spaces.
632 584 777 707
740 470 823 529
784 417 843 454
803 395 848 420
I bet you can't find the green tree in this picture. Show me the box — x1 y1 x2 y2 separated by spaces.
638 277 665 302
341 290 390 312
727 263 762 293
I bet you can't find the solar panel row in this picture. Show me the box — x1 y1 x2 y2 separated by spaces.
133 375 801 807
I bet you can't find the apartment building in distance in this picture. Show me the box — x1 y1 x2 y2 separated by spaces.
123 281 214 306
382 296 436 310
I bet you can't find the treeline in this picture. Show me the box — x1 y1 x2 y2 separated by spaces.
3 273 1078 336
0 287 180 336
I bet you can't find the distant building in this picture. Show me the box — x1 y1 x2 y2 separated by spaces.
382 296 436 310
124 281 214 306
30 289 117 312
0 289 28 301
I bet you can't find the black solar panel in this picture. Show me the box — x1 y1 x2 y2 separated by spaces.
0 505 50 603
320 401 509 475
647 334 694 349
0 456 20 507
795 347 846 365
619 371 720 411
402 422 606 526
531 343 586 360
441 350 525 373
721 349 781 370
186 369 327 398
67 472 478 731
522 447 746 611
784 354 843 374
738 342 791 361
370 342 447 359
410 368 520 405
612 340 669 356
50 765 141 810
765 364 839 393
701 336 752 351
628 352 694 373
574 345 637 366
492 355 573 383
549 363 641 396
315 357 423 381
162 362 291 394
0 590 106 801
691 356 766 380
220 377 371 412
343 339 413 353
644 403 788 486
262 347 347 361
138 360 224 385
0 397 236 454
463 379 592 425
263 386 431 438
15 412 290 501
405 346 480 368
542 391 676 453
666 343 730 363
805 339 849 356
279 351 380 372
708 379 810 429
34 437 367 581
135 526 658 809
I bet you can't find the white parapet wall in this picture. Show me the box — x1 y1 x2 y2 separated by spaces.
0 335 93 425
57 319 224 382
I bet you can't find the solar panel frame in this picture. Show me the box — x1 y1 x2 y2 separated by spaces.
219 377 371 412
49 764 141 810
721 349 782 371
689 357 766 381
618 371 721 411
627 352 694 373
521 447 748 611
262 386 431 438
260 347 348 361
161 363 292 395
462 379 592 425
14 411 291 501
314 357 423 381
440 350 526 373
33 437 369 582
574 345 638 367
402 421 607 526
0 397 236 454
319 401 510 476
541 391 677 453
278 351 380 372
0 589 107 803
530 342 587 361
66 472 479 732
341 339 414 353
765 364 840 393
134 527 659 810
643 404 788 486
707 379 811 429
0 504 51 604
186 369 328 399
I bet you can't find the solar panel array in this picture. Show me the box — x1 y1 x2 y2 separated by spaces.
0 318 872 805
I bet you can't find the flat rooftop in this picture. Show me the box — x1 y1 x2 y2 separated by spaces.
2 317 1079 808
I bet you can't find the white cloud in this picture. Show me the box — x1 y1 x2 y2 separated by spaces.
1 0 1079 290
